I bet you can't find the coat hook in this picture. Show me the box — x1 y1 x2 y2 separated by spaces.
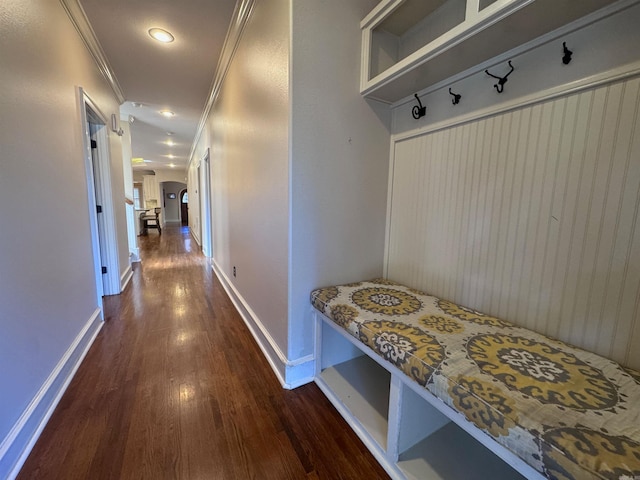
562 42 573 65
485 60 514 94
412 93 426 119
449 88 462 105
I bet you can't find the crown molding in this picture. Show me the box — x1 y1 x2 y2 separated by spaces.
60 0 126 104
187 0 257 168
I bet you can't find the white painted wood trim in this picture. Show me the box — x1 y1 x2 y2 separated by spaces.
211 259 314 389
390 0 640 108
314 375 406 480
59 0 125 104
80 88 121 297
314 310 545 480
120 263 133 291
360 0 534 97
0 309 103 480
392 60 640 143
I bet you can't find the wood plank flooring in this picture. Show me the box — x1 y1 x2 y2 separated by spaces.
18 226 389 480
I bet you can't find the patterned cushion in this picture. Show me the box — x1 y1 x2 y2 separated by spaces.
311 279 640 480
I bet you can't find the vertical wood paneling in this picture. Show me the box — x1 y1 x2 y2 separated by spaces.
387 77 640 369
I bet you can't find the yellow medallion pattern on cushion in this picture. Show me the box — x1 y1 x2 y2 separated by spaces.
329 304 359 328
624 367 640 385
310 279 640 480
359 320 444 386
311 286 339 311
467 333 618 409
351 287 422 316
438 299 512 328
541 427 640 480
419 315 464 334
448 375 518 437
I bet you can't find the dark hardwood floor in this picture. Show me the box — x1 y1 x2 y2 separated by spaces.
18 226 389 480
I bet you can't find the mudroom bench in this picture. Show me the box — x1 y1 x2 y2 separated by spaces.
310 279 640 480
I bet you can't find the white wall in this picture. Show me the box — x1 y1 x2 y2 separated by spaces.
289 0 391 361
195 0 290 356
189 0 390 386
386 3 640 368
0 0 127 476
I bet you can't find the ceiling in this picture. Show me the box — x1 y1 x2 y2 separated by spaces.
79 0 237 173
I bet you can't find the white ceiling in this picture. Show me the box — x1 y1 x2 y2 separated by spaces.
79 0 237 172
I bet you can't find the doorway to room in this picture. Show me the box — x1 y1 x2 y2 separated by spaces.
79 87 121 303
180 189 189 225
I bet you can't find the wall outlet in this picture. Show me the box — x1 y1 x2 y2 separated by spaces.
233 266 236 277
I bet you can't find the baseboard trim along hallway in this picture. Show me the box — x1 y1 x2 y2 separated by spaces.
0 309 103 480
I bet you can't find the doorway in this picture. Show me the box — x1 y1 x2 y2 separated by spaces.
79 87 121 302
180 189 189 225
200 148 212 258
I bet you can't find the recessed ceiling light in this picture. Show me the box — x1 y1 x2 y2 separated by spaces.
167 154 175 159
131 102 143 108
166 131 174 136
169 163 176 168
165 140 176 146
148 28 174 43
160 110 175 118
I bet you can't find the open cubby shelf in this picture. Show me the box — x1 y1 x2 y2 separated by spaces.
314 312 536 480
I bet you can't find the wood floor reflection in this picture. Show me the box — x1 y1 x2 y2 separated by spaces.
18 225 388 480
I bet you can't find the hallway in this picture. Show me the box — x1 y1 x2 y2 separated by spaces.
17 226 388 480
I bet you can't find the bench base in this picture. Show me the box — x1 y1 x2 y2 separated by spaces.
314 310 543 480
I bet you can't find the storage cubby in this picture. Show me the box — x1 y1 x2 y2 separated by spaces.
318 321 391 450
395 384 525 480
369 0 466 80
314 312 541 479
361 0 620 102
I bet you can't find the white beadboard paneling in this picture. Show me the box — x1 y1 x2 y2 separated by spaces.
386 76 640 369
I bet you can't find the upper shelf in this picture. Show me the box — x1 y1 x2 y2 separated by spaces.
360 0 621 104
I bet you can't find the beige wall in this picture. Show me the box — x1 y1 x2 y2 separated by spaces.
0 0 127 473
289 0 391 360
190 0 390 385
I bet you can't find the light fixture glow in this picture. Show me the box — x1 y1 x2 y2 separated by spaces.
169 163 176 168
165 140 176 146
148 28 174 43
167 154 175 159
160 110 175 118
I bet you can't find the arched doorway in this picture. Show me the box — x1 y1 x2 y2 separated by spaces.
180 189 188 225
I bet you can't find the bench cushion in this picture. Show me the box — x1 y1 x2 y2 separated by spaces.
311 279 640 480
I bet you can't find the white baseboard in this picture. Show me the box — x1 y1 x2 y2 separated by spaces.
190 227 201 246
0 309 104 480
211 260 314 389
120 264 133 291
129 249 140 263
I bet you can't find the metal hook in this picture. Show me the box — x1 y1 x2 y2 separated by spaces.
485 60 514 93
412 94 426 119
449 88 462 105
562 42 573 65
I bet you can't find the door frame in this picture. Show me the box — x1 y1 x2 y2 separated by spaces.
200 148 212 258
78 87 121 301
